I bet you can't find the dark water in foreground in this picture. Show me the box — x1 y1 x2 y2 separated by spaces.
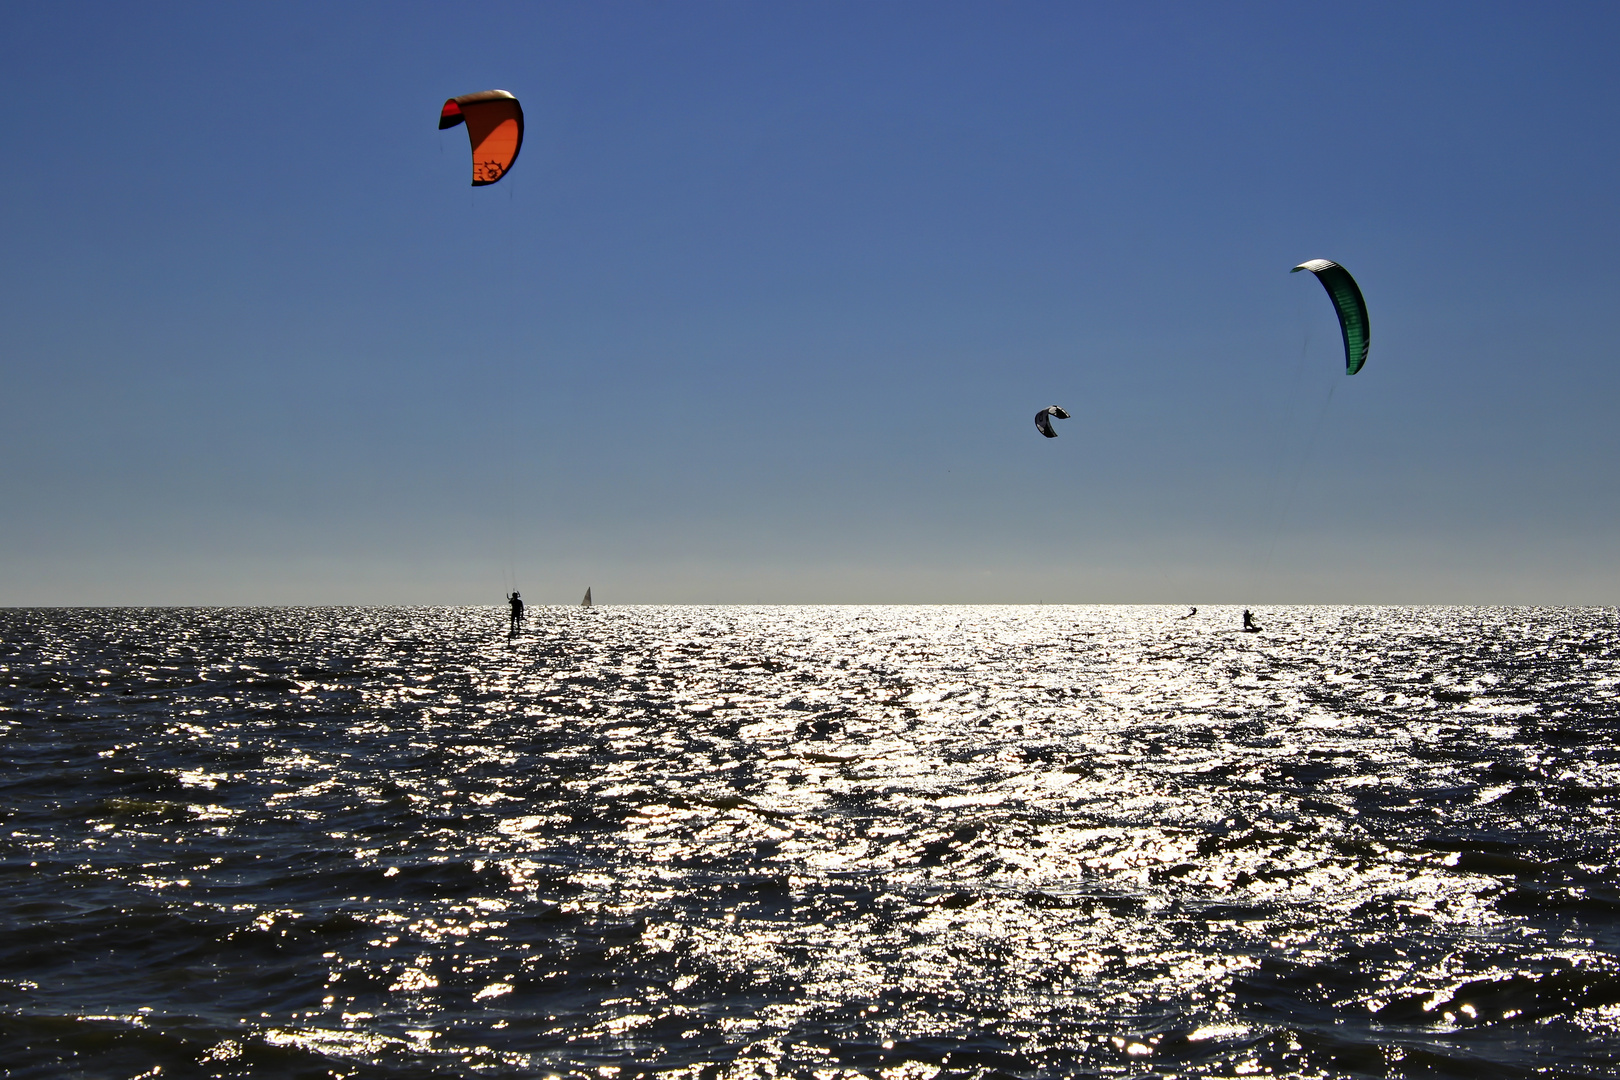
3 606 1619 1079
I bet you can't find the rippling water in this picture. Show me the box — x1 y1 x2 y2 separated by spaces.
3 605 1620 1078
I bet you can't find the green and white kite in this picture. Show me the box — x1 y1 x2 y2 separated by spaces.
1292 259 1369 375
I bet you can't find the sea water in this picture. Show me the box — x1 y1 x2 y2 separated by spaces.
2 605 1618 1078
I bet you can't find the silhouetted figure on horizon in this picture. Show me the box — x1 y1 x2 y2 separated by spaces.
1242 608 1259 632
507 591 524 633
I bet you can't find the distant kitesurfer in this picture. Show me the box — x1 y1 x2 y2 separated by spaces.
1242 608 1257 632
1180 606 1197 619
507 591 524 632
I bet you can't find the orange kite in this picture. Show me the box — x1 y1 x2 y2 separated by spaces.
438 90 524 186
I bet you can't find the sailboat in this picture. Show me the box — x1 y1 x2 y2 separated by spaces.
581 586 592 608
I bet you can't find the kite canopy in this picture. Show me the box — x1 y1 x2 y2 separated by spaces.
1034 405 1071 438
439 90 524 186
1291 259 1369 375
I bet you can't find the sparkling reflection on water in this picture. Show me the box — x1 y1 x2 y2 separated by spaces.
2 605 1619 1077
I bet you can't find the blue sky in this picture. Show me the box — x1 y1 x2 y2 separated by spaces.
2 1 1617 605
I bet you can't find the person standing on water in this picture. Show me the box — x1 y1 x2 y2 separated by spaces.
507 591 524 633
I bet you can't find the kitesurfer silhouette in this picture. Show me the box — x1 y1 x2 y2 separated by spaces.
1180 606 1197 619
1242 608 1258 632
507 591 524 633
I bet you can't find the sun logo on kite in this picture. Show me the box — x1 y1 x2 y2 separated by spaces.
474 161 506 183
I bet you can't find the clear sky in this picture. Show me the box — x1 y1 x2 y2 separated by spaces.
2 1 1617 605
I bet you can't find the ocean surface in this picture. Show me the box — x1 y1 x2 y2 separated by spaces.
3 605 1619 1079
